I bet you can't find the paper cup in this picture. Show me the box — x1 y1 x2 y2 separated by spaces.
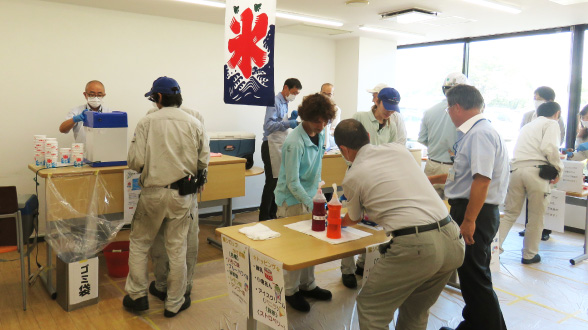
72 152 84 167
35 153 44 166
59 148 71 164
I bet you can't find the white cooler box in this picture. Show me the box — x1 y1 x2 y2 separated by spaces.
84 111 128 167
209 131 256 169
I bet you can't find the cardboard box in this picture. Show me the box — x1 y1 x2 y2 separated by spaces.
56 256 99 311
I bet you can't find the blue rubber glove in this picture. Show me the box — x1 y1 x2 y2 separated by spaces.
578 142 588 152
567 152 574 159
289 120 298 129
289 110 298 120
73 110 88 123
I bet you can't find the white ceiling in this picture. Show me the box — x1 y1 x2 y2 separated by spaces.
41 0 588 45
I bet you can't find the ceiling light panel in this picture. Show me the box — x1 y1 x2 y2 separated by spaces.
381 8 438 24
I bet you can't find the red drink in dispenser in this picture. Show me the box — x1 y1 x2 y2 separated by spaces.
311 181 326 231
326 183 342 239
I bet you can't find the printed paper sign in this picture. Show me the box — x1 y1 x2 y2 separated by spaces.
544 189 565 233
250 248 287 330
362 243 384 287
555 160 584 193
224 0 276 106
124 169 141 224
221 235 250 313
68 257 98 305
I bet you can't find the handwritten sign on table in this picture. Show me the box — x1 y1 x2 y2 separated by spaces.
221 235 250 313
555 160 584 193
250 248 287 330
362 243 384 287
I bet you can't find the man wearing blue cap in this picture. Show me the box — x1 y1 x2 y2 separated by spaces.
124 77 210 318
340 87 402 289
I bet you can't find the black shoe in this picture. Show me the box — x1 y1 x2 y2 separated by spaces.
541 233 550 241
285 292 310 312
163 296 191 318
300 286 332 301
123 295 149 312
355 266 364 277
342 274 357 288
519 229 525 237
440 327 455 330
149 281 167 301
522 254 541 265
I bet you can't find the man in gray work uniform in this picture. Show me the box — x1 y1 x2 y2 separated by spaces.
123 76 210 318
335 119 465 330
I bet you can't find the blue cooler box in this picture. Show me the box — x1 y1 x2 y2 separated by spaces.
209 132 256 169
83 111 128 167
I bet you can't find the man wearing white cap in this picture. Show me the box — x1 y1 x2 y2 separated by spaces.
418 72 468 199
368 83 407 145
59 80 112 143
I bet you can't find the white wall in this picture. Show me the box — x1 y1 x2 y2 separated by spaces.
357 37 398 112
0 0 335 212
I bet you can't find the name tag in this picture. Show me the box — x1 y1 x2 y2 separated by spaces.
447 168 455 181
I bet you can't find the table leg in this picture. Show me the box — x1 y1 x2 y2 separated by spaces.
570 196 588 265
39 242 57 299
207 198 234 249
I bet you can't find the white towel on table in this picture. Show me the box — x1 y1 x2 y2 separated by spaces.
238 223 281 240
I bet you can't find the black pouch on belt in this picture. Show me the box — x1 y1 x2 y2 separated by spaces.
177 176 198 196
379 239 393 255
538 164 558 181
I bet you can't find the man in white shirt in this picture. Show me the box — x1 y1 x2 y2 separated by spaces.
499 101 563 264
335 119 464 330
59 80 112 143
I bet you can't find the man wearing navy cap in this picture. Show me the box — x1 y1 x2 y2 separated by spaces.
124 77 210 318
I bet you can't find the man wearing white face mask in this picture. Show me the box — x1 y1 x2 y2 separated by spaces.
59 80 112 143
259 78 302 221
519 86 564 241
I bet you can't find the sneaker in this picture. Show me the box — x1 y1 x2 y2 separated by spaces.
522 254 541 265
342 274 357 288
439 327 455 330
300 286 332 301
122 295 149 312
285 292 310 312
163 296 191 318
518 229 525 237
355 266 364 277
149 281 166 301
541 232 550 241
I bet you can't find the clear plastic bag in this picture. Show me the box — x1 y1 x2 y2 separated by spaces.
45 172 125 263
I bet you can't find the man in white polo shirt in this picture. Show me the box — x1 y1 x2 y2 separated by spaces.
59 80 112 143
335 119 465 330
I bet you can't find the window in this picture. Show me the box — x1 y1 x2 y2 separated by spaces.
396 43 464 144
468 32 572 152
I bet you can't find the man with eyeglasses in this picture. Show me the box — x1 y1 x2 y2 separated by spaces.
429 84 509 330
59 80 111 143
274 93 337 312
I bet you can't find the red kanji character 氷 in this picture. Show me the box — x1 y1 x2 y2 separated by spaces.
228 8 268 79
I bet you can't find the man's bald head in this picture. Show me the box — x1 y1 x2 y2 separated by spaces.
85 80 105 94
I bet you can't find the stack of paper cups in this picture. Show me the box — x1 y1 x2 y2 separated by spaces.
59 148 71 165
44 138 58 168
33 135 46 166
72 143 84 167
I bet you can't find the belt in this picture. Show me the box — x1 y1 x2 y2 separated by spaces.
429 159 453 165
390 216 452 238
166 182 180 190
